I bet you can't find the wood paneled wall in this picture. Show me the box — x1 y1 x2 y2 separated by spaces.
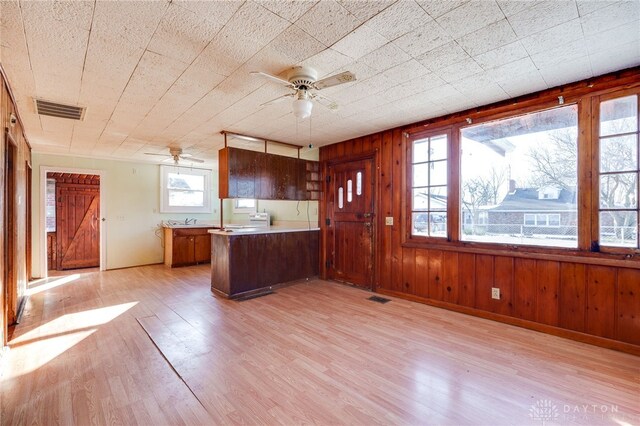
319 67 640 354
1 66 32 345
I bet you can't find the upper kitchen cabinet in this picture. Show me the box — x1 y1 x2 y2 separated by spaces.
219 147 319 200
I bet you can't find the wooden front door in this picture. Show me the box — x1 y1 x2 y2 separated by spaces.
56 183 100 270
328 157 375 289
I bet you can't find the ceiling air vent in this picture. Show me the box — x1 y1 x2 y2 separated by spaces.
34 99 86 120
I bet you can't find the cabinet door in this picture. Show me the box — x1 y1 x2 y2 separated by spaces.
173 235 195 266
194 234 211 263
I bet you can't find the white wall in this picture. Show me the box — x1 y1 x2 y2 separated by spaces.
32 148 320 277
31 153 219 277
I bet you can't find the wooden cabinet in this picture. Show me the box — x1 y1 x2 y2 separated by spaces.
219 147 318 200
211 229 319 298
164 227 215 267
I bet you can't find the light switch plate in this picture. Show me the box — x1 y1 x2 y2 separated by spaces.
385 217 394 226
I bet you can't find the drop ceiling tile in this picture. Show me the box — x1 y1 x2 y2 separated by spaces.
436 1 504 39
508 1 579 38
530 39 589 69
268 24 327 62
416 41 470 72
338 0 396 22
257 0 319 22
520 18 584 55
580 1 640 35
92 1 168 49
495 0 535 17
485 57 539 84
332 25 389 59
456 18 517 57
364 1 433 40
434 57 483 83
576 0 621 16
539 56 593 87
381 59 431 86
405 72 448 93
301 48 353 78
174 0 242 27
498 70 548 97
360 43 412 72
393 20 453 57
147 4 223 64
473 41 529 69
586 21 640 54
295 0 360 46
589 41 640 75
416 0 469 19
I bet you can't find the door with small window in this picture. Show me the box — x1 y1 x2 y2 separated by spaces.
327 158 375 288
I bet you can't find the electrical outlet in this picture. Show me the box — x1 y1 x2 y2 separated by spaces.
385 217 394 226
491 287 500 300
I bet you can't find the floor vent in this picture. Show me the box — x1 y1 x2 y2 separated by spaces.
34 98 86 120
235 290 274 301
368 296 391 304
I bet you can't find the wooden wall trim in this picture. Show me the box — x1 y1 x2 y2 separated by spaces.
376 288 640 356
0 64 31 150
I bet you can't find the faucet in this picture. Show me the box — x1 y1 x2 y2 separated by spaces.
185 218 195 225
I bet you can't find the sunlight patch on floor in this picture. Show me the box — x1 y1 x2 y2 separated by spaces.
7 302 137 378
27 274 81 295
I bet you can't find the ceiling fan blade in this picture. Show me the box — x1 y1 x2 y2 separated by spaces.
250 71 294 88
180 156 204 163
144 152 171 157
260 93 294 107
313 71 356 90
161 157 175 163
312 93 339 111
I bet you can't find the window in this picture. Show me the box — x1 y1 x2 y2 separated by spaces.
45 179 56 232
410 132 448 238
598 94 639 249
460 105 578 248
233 199 256 213
160 165 212 213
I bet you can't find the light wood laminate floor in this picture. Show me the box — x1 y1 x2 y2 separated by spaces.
1 264 638 425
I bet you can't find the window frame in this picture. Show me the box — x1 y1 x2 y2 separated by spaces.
160 165 212 214
404 127 454 243
401 82 640 260
233 198 257 213
592 87 640 254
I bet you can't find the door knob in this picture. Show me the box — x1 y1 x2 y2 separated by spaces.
364 213 373 218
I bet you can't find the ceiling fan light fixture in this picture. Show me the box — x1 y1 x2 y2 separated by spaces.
292 97 313 119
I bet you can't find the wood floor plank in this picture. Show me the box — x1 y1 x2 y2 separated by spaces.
1 264 638 425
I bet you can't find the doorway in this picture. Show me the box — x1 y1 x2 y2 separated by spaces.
39 167 105 277
46 173 100 271
326 156 375 289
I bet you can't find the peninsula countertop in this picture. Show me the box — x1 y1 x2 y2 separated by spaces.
209 226 320 236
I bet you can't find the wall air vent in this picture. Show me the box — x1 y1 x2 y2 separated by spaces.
34 99 86 120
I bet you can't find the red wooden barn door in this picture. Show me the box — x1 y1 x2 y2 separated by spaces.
328 157 375 289
56 183 100 270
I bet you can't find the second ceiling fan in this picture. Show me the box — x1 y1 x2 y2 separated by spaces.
251 66 356 119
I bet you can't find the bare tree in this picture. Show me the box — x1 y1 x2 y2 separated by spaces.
528 129 577 190
462 167 507 234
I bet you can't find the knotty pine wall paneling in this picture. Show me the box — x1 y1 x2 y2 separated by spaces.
1 67 32 346
319 67 640 354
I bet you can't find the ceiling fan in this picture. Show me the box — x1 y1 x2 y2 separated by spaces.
251 66 356 119
144 147 204 165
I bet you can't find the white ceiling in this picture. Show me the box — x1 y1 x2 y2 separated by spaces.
0 0 638 165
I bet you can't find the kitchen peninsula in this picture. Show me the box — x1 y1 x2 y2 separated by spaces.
209 227 319 299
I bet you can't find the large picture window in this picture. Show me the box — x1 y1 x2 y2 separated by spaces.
410 132 448 238
598 94 639 249
160 165 212 213
460 105 579 248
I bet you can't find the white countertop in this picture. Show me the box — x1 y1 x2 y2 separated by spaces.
162 222 220 229
209 226 320 235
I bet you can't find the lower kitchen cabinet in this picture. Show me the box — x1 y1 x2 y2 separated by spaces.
164 227 216 267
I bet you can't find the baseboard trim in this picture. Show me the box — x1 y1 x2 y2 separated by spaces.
376 288 640 356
